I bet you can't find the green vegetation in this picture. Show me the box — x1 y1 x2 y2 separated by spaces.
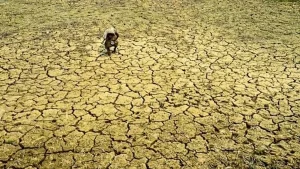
206 151 300 169
269 0 300 2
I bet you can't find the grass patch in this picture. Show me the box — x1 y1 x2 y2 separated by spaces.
205 151 300 169
268 0 300 2
4 140 15 144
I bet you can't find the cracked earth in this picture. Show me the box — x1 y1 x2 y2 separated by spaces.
0 0 300 168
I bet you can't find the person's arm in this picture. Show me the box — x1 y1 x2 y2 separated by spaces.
115 32 119 40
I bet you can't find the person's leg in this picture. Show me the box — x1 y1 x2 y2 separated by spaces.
105 41 111 56
113 41 118 53
105 34 114 56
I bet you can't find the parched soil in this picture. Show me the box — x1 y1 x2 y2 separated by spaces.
0 0 300 168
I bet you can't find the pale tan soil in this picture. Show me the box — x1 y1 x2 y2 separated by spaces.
0 0 300 168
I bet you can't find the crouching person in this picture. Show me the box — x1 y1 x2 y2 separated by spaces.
103 27 119 56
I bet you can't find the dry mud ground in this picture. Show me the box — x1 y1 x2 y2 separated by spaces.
0 0 300 168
